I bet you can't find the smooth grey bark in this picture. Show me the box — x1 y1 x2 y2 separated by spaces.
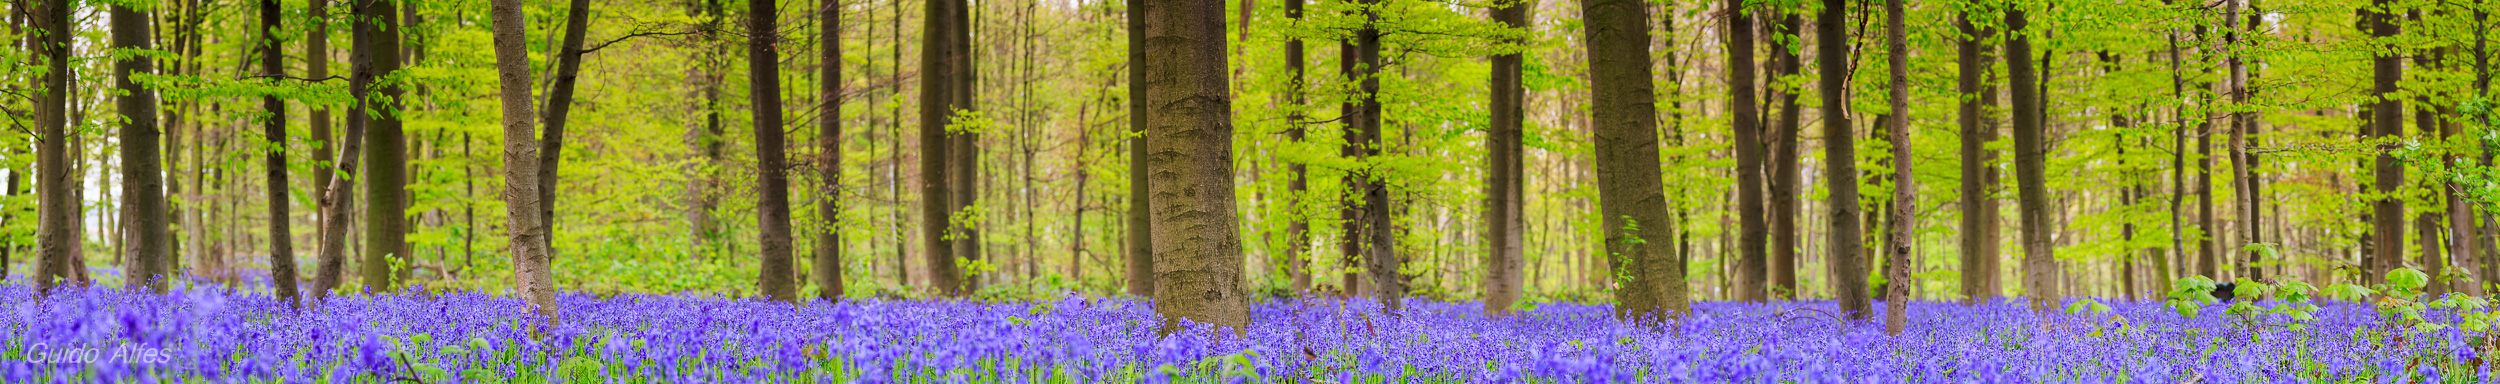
1483 0 1527 315
359 0 406 293
1767 10 1803 299
113 0 171 292
1123 0 1153 298
1583 0 1687 320
1139 0 1250 333
32 0 73 291
922 0 966 296
1722 0 1768 303
1285 0 1311 294
1881 0 1912 335
815 0 846 302
258 0 301 307
538 0 593 263
1817 0 1869 318
489 0 559 323
312 0 375 299
751 0 800 303
2369 0 2404 286
2006 6 2061 310
1954 9 2000 303
1355 0 1401 310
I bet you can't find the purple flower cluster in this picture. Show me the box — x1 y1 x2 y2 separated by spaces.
0 283 2485 383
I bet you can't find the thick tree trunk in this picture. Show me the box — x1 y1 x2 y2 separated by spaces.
751 0 800 303
815 0 846 302
1818 0 1870 318
1121 0 1153 298
1767 11 1804 299
1583 0 1686 320
1721 0 1768 303
2006 6 2060 310
259 0 300 307
923 0 965 296
113 0 171 292
947 0 979 292
1483 0 1527 315
538 0 593 262
1138 0 1249 332
32 0 73 291
488 0 559 323
1881 0 1912 335
2369 0 2405 286
1955 9 1999 303
360 0 406 293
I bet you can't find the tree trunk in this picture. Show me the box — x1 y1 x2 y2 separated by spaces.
1881 0 1912 335
360 0 406 293
1816 0 1870 318
1721 0 1768 303
538 0 593 263
1284 0 1311 294
1355 0 1401 311
112 0 170 292
923 0 966 296
31 0 73 291
312 0 376 299
749 0 800 303
1123 0 1156 298
1583 0 1686 320
815 0 846 302
1483 0 1528 315
1138 0 1249 333
1337 41 1362 297
2369 0 2405 286
488 0 558 323
947 0 980 293
1954 8 1999 303
2006 6 2060 310
309 0 332 213
258 0 300 307
2227 0 2264 282
1768 10 1804 299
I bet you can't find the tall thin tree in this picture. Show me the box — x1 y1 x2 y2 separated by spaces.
923 0 967 295
1123 0 1153 298
815 0 846 301
112 0 171 292
1881 0 1913 335
2006 4 2060 310
539 0 594 262
1818 0 1870 318
488 0 559 322
1483 0 1528 315
31 0 74 291
2367 0 2404 285
1954 4 1999 303
259 0 301 306
1723 0 1769 303
752 0 801 303
360 0 407 292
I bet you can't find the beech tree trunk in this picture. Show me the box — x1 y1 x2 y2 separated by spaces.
1285 0 1312 294
815 0 846 302
1722 0 1768 303
1483 0 1527 315
312 0 377 298
538 0 593 262
1767 10 1804 299
259 0 300 306
1817 0 1870 318
923 0 966 296
488 0 559 322
1882 0 1912 335
359 0 407 293
751 0 800 303
1139 0 1250 332
2006 6 2061 310
1583 0 1686 320
2369 0 2404 286
1955 8 2000 303
1355 0 1401 310
32 0 74 291
113 0 171 292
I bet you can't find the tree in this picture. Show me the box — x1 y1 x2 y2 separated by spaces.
489 0 559 321
312 0 376 298
815 0 846 301
1124 0 1153 298
1818 0 1869 318
924 0 967 296
1482 0 1528 315
2226 0 2262 281
1285 0 1312 294
1584 0 1686 319
1354 0 1401 310
1139 0 1249 332
1954 3 1999 303
360 0 408 292
1881 0 1913 335
113 0 171 292
1722 0 1769 303
259 0 301 307
540 0 595 262
1767 9 1804 298
2367 0 2404 285
31 0 73 291
2005 4 2060 310
752 0 801 303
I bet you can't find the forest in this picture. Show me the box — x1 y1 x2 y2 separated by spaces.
5 0 2500 380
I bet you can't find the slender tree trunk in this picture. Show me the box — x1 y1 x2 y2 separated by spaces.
1483 0 1528 315
258 0 300 306
489 0 559 323
947 0 980 292
1584 0 1686 319
2227 0 2264 282
1816 0 1870 318
2007 5 2061 310
815 0 846 301
2164 7 2192 289
112 0 171 292
1138 0 1250 332
1355 0 1401 310
309 0 332 216
1337 41 1363 297
1955 8 2000 303
1722 0 1768 303
1118 0 1155 298
1284 0 1312 294
924 0 966 296
2369 0 2405 286
747 0 800 303
1768 10 1804 299
537 0 592 263
31 0 73 291
312 0 376 298
360 0 406 293
1881 0 1912 335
